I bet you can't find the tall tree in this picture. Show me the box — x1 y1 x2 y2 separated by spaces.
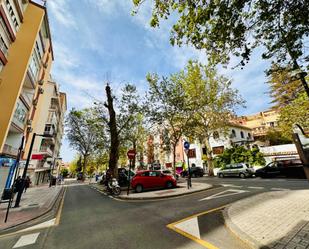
132 0 309 97
267 64 305 108
94 83 141 178
66 109 98 179
145 71 193 175
278 92 309 138
180 61 244 176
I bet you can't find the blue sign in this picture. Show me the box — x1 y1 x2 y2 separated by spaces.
184 141 190 150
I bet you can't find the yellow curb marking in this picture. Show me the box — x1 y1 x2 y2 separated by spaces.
0 187 67 239
166 205 227 249
55 187 66 225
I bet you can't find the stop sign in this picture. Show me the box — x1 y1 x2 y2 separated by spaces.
127 149 136 160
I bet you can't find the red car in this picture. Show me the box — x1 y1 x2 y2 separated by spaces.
131 170 177 193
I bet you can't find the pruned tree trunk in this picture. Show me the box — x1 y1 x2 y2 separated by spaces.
205 138 214 176
82 154 88 180
132 140 136 169
172 143 177 177
105 85 119 179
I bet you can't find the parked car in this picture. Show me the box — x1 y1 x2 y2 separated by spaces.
160 169 180 180
181 167 204 178
255 160 306 179
217 163 255 178
131 170 177 193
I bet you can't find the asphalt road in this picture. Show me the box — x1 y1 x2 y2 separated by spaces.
0 177 308 249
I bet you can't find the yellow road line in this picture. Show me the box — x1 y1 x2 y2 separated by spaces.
55 187 67 225
166 205 227 249
167 224 220 249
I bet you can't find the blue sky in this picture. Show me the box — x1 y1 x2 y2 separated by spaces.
47 0 272 162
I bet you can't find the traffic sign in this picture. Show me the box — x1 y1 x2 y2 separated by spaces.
127 149 136 160
184 141 190 150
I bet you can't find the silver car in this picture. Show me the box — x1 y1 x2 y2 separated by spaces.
217 163 255 178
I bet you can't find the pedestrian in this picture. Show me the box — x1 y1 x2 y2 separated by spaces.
13 176 23 193
24 176 31 193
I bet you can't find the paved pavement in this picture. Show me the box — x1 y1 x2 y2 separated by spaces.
225 189 309 249
0 185 63 231
0 177 308 249
91 181 213 199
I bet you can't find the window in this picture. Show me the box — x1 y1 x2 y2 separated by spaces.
13 102 26 123
240 131 244 138
149 171 160 177
5 0 19 30
248 133 251 139
231 129 236 138
213 131 219 139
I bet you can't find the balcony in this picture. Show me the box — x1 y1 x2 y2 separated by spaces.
12 99 28 130
39 146 53 157
2 144 18 157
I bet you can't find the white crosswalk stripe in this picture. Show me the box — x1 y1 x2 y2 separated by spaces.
248 186 264 190
13 233 40 248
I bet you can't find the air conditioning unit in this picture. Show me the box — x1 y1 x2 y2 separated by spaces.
27 119 32 125
22 0 28 3
43 63 48 69
38 87 44 94
27 127 33 133
38 79 44 86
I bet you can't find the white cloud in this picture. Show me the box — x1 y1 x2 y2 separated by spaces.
47 0 77 28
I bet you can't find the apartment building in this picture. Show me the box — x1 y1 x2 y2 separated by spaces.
237 109 280 140
25 79 67 185
0 0 54 190
150 124 253 170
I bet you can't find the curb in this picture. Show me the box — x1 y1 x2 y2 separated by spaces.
89 184 215 201
0 186 65 235
223 205 266 249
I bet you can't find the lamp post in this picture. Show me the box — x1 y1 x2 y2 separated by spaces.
49 157 62 187
14 132 53 207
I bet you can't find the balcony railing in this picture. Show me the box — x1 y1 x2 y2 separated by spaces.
40 146 53 156
3 144 18 156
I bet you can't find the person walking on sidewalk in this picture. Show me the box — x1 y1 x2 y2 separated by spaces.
24 176 31 193
14 176 23 193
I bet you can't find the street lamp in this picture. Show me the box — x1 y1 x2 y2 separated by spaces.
14 132 53 207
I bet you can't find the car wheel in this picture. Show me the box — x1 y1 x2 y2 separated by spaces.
166 181 173 189
135 184 143 193
239 173 246 178
218 173 224 178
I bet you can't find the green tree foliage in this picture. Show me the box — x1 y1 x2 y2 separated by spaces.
278 93 309 138
214 146 266 168
66 109 99 179
180 61 244 175
263 128 292 146
132 0 309 96
145 71 193 175
60 168 69 178
267 64 305 108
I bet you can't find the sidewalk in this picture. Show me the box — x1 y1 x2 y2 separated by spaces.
92 182 213 200
0 185 63 232
224 190 309 249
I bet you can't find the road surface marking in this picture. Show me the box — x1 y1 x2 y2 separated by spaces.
55 187 67 225
167 206 226 249
222 184 242 188
199 189 249 201
271 188 290 191
174 216 201 239
19 219 56 232
248 186 264 189
13 233 40 248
